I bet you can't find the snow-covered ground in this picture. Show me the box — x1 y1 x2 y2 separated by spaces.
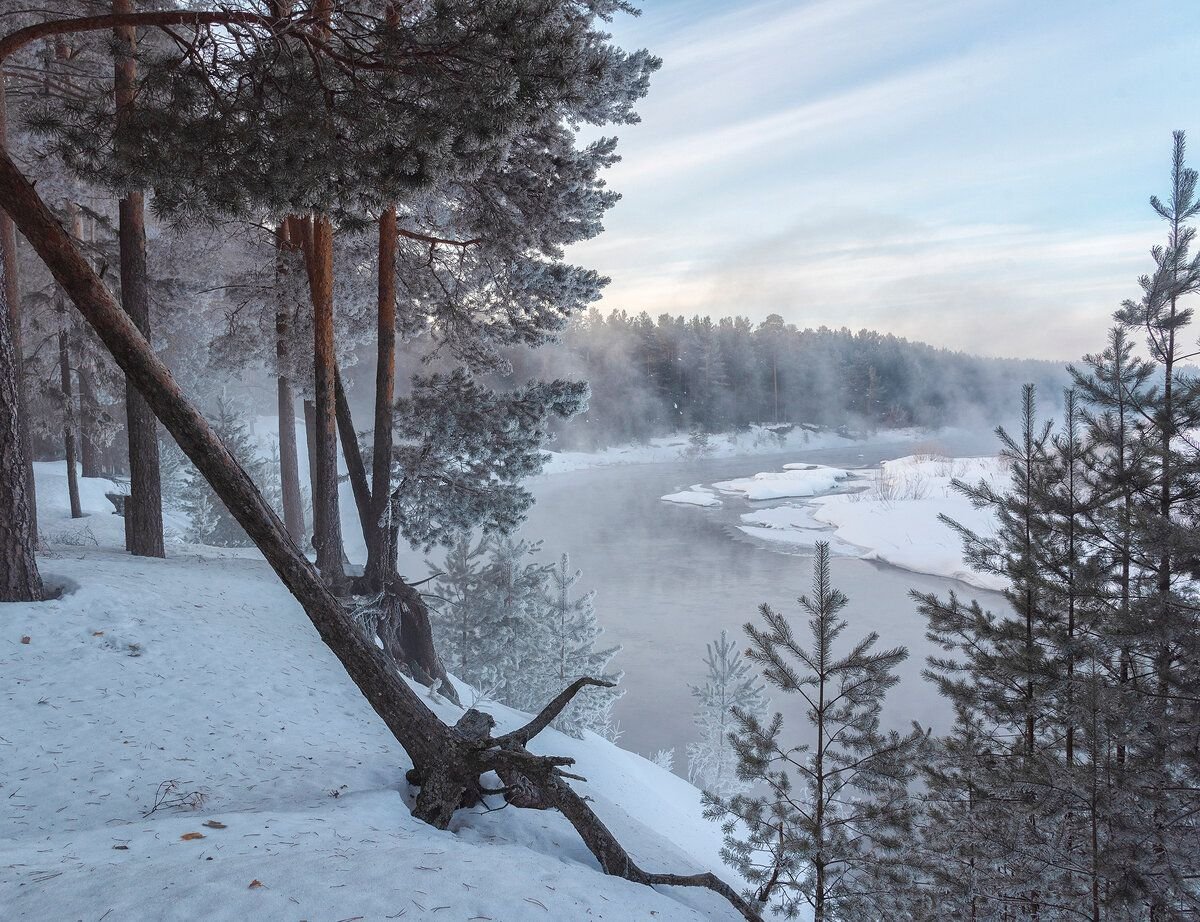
2 464 742 921
721 455 1007 591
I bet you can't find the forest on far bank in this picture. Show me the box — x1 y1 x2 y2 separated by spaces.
502 309 1068 449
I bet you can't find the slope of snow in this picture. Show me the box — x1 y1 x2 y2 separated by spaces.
713 464 853 501
2 464 741 921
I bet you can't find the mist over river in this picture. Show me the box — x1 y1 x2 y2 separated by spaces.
410 431 1009 762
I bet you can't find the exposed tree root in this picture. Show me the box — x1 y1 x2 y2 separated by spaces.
412 678 764 922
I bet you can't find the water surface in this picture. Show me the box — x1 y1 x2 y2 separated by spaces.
409 433 1007 762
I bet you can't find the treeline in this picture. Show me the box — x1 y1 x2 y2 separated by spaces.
694 134 1200 921
506 308 1068 449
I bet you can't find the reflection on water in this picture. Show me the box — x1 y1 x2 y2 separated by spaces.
404 434 1007 764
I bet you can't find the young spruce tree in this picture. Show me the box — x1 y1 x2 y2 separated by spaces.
687 629 767 798
709 542 925 921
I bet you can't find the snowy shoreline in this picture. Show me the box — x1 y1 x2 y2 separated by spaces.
541 422 932 475
661 453 1008 593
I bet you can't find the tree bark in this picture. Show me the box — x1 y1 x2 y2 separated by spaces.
297 214 343 582
0 67 37 553
274 223 305 542
366 206 397 587
58 312 82 519
113 0 164 558
333 364 371 550
0 236 42 601
78 369 103 477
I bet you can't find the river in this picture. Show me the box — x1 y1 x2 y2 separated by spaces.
404 431 1008 764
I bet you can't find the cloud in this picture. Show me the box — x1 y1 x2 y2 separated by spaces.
581 0 1197 360
581 214 1161 361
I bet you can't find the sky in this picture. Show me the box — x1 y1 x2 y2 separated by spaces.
568 0 1197 361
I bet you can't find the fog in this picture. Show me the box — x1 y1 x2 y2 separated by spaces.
399 428 1006 761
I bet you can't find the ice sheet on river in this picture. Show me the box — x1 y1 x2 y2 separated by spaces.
661 485 723 507
700 455 1010 591
712 464 854 501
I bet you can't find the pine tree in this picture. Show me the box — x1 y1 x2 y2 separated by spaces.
1109 131 1200 911
915 386 1065 913
528 553 622 739
181 399 270 547
428 536 490 691
650 748 675 773
686 629 766 798
429 535 547 698
431 542 621 737
709 543 925 921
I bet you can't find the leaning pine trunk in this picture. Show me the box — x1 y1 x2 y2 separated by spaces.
0 143 465 817
58 312 82 519
274 222 305 542
113 0 164 558
0 146 762 921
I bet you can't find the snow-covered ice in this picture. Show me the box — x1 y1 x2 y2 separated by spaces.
725 455 1006 591
1 463 743 921
661 485 722 507
808 455 1006 590
713 464 854 501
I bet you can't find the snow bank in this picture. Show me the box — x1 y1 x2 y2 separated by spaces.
1 468 740 921
661 485 722 507
806 455 1007 590
713 464 853 501
686 454 1010 590
743 455 1005 590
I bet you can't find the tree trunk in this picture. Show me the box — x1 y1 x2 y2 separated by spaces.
333 364 372 551
333 363 457 703
113 0 164 558
274 223 305 542
0 68 37 556
58 313 82 519
0 238 42 601
366 206 397 587
297 214 343 583
0 141 461 812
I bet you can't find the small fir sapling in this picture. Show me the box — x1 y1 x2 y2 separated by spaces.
686 629 767 798
180 399 272 547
